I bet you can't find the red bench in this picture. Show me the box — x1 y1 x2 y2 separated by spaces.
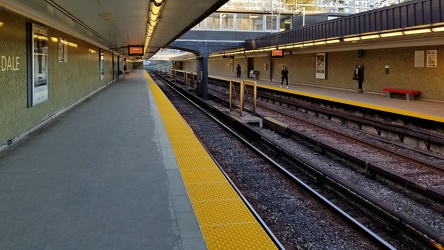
382 88 421 101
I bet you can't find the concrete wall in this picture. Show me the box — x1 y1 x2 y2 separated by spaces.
185 45 444 101
267 46 444 99
0 9 114 144
180 61 196 72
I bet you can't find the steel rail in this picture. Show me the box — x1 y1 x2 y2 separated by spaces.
151 70 397 250
201 78 444 248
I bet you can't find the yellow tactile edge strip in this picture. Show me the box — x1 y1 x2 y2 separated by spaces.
144 72 277 250
266 84 444 123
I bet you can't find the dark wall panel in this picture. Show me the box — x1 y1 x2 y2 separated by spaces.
409 2 424 23
431 0 442 23
423 1 432 23
375 12 381 31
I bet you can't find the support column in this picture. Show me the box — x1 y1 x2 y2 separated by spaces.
168 40 245 100
196 50 209 100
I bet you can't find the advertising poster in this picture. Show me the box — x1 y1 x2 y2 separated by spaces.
315 52 326 79
427 50 437 68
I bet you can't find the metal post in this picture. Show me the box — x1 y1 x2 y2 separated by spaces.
302 7 305 26
229 81 233 111
240 81 244 116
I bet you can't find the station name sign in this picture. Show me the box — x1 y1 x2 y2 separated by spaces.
1 55 20 71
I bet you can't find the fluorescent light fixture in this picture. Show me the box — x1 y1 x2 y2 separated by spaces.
0 22 3 27
34 35 48 40
314 41 326 45
343 36 360 41
278 46 285 49
380 31 403 37
292 44 303 48
360 34 380 39
50 37 58 42
403 28 431 35
144 0 164 56
326 39 340 44
432 26 444 32
68 42 77 47
303 42 314 46
250 14 259 19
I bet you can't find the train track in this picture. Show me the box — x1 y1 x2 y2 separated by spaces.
207 84 444 200
206 75 444 155
204 82 444 248
151 71 444 249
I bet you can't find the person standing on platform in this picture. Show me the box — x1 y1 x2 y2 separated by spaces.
280 65 289 88
236 64 241 78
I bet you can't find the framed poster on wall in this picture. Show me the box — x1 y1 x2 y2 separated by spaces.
427 50 437 68
28 24 49 107
315 53 327 79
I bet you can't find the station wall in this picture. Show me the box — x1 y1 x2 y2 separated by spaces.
180 44 444 101
268 46 444 100
0 9 117 145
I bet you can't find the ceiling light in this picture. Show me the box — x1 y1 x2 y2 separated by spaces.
292 44 303 48
432 26 444 32
50 37 58 42
303 42 314 46
0 22 3 27
360 34 380 39
144 0 164 56
343 36 360 41
403 28 431 35
326 39 340 44
314 41 326 45
250 14 259 19
380 31 403 37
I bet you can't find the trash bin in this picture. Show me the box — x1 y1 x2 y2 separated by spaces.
253 70 259 79
249 70 259 79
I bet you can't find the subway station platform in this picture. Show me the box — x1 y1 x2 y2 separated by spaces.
0 70 278 249
211 74 444 123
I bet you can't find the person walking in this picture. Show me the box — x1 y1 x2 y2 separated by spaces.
236 64 241 78
280 65 289 88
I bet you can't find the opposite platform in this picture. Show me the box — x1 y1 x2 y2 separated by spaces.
0 70 204 249
210 74 444 123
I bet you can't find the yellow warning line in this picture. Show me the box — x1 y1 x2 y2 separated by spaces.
144 72 277 249
265 84 444 123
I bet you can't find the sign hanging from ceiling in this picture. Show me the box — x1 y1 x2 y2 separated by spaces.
128 46 144 56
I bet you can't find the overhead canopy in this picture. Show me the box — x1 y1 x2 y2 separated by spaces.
0 0 229 59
